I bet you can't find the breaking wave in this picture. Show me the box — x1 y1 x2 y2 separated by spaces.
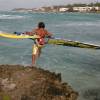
54 21 100 27
0 14 25 19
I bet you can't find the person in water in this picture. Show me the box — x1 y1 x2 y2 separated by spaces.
32 22 52 65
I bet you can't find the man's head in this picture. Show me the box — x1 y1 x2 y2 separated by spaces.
38 22 45 28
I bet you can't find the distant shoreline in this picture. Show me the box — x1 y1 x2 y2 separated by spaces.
12 2 100 13
1 10 100 14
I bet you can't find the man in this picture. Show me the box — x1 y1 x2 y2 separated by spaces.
32 22 52 65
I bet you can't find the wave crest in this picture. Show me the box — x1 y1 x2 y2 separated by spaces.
0 14 25 19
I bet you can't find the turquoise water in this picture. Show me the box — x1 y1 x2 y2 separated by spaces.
0 11 100 100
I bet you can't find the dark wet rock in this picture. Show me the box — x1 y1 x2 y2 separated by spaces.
0 65 78 100
83 88 100 100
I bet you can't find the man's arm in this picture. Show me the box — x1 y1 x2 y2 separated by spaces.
46 30 52 38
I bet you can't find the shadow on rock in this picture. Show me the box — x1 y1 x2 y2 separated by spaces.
83 88 100 100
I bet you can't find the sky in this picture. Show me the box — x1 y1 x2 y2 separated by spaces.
0 0 99 10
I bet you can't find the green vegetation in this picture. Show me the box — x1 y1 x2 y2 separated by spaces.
88 2 100 7
3 95 10 100
62 2 100 7
0 93 11 100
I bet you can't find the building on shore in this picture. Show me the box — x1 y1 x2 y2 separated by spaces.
73 6 100 12
59 8 69 12
12 5 100 13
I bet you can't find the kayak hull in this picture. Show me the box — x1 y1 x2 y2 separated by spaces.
48 38 100 49
0 32 40 39
0 31 100 49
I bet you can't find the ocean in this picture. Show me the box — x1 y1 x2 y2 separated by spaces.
0 11 100 100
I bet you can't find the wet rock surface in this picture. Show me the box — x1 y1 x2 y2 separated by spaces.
0 65 78 100
83 88 100 100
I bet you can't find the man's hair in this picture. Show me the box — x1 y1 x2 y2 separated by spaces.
38 22 45 28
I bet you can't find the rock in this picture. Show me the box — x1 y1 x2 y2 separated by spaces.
0 78 16 91
0 65 78 100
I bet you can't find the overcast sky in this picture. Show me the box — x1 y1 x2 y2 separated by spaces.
0 0 99 10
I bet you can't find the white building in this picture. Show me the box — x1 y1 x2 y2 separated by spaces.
73 6 100 12
59 8 69 12
73 7 91 12
94 6 100 10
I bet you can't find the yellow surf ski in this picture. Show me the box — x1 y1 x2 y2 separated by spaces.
0 32 40 39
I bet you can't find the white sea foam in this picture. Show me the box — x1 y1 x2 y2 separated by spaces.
67 22 100 26
0 31 3 33
54 21 100 28
0 14 25 19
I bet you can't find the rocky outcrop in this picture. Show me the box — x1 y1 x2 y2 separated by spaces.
0 65 78 100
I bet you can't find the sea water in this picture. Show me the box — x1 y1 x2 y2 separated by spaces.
0 11 100 100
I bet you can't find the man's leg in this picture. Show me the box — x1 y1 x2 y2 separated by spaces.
37 45 43 57
32 45 38 66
